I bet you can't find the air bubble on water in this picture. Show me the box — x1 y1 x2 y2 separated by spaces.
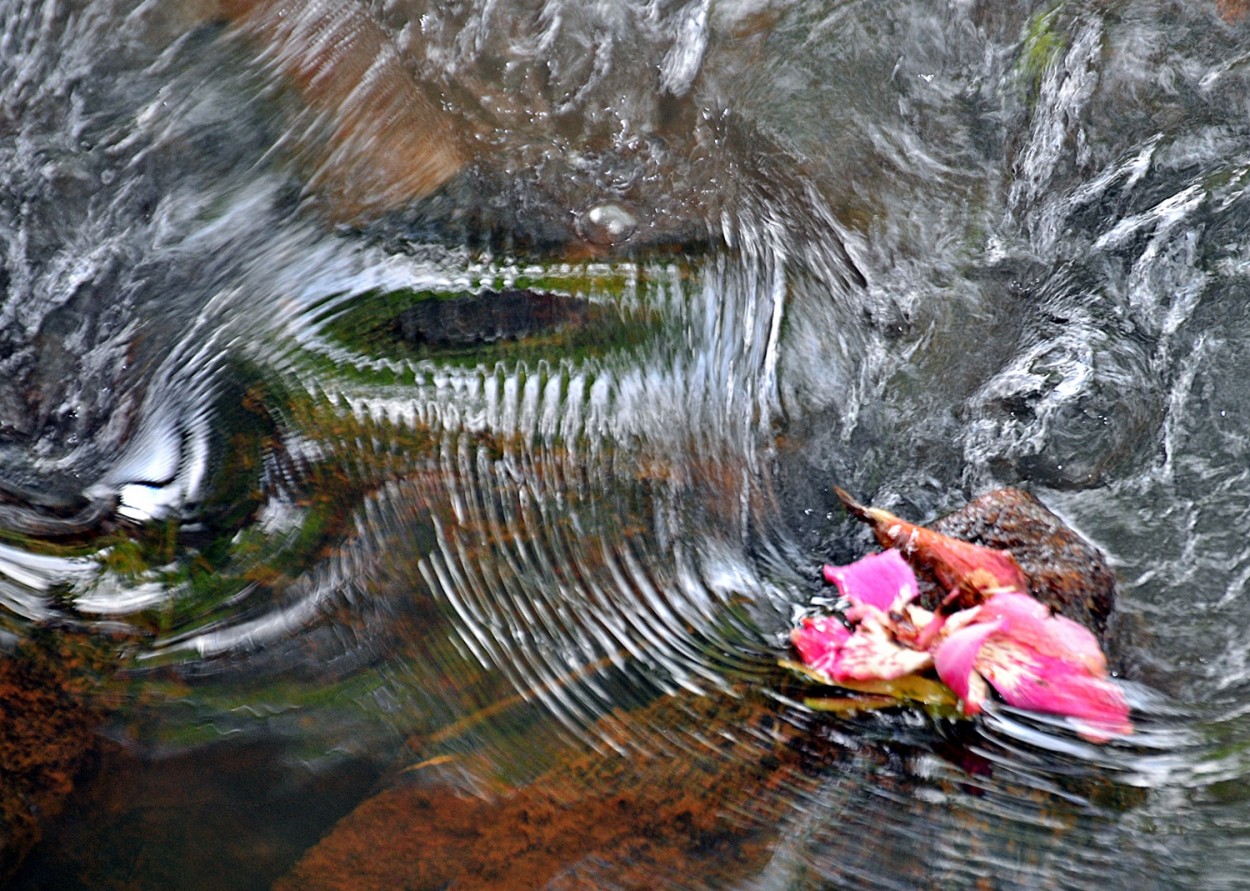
579 201 638 245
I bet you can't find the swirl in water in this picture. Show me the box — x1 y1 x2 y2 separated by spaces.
3 1 1250 889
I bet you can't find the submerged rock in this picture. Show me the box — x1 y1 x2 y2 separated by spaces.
926 488 1116 638
393 290 592 348
273 690 838 891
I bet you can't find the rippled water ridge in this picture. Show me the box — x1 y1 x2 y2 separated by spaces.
4 1 1250 888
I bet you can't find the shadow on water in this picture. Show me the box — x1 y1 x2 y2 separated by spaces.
5 0 1250 888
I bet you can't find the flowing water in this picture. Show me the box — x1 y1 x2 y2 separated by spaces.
3 0 1250 888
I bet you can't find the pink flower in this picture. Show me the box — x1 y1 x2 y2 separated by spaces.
793 550 936 684
932 593 1132 739
791 527 1133 740
791 612 933 684
822 549 919 613
833 487 1029 607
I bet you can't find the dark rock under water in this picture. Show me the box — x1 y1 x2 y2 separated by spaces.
927 488 1117 637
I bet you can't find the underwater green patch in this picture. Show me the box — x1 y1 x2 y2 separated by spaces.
307 257 699 373
1019 3 1069 99
317 285 664 369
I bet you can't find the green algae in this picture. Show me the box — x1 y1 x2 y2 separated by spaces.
1020 4 1069 100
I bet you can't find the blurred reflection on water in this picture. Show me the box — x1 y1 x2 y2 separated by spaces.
5 1 1250 888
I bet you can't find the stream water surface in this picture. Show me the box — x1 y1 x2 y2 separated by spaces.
3 0 1250 888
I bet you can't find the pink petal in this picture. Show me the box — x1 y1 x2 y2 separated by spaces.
976 642 1132 737
932 617 1004 713
979 593 1107 673
826 614 934 682
790 616 852 677
976 592 1048 624
822 549 919 612
790 613 932 684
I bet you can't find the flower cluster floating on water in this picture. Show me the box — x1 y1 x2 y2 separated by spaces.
789 489 1132 741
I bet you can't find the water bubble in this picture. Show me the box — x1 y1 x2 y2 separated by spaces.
578 201 638 246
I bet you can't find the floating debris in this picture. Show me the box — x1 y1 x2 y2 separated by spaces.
790 490 1132 742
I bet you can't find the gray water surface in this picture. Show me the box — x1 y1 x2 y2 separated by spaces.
3 1 1250 888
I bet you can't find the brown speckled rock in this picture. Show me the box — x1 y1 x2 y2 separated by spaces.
927 489 1116 637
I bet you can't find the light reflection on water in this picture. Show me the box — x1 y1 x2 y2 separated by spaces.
4 0 1250 888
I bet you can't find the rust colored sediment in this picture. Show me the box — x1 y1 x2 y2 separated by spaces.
276 692 816 891
1218 0 1249 22
0 629 113 880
